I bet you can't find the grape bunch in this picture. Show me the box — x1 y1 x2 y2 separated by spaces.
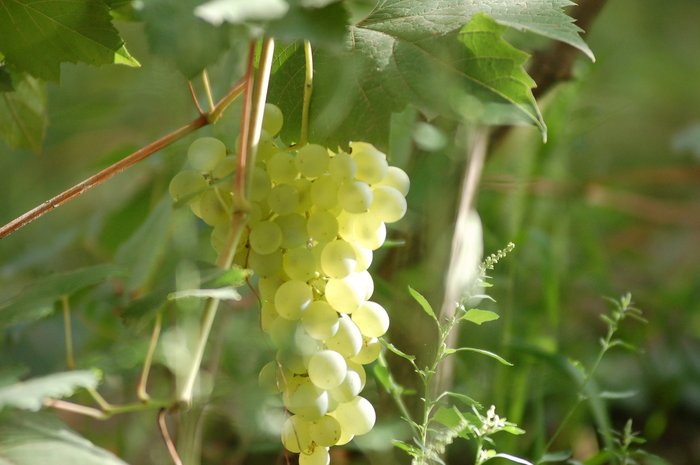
169 104 409 465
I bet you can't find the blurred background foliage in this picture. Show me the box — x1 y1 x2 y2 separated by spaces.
1 0 699 464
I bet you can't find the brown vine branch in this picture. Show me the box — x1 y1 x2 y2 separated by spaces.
0 78 247 241
158 409 184 465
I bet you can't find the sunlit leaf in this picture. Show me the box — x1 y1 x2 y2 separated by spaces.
0 371 100 412
445 347 513 366
407 285 437 322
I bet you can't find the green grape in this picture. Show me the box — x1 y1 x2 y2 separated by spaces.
352 213 386 250
320 240 357 279
259 275 284 302
329 368 362 402
302 300 340 340
350 141 388 184
307 350 347 390
336 211 356 242
268 316 296 349
328 150 356 182
197 188 231 226
295 178 314 212
268 183 299 215
285 381 329 420
275 280 313 320
188 137 227 173
257 130 279 165
307 210 339 243
262 103 284 136
351 301 388 338
325 276 365 314
277 349 307 374
268 151 298 184
370 185 407 223
260 301 278 332
334 426 354 446
354 270 374 300
338 181 373 213
248 249 283 278
351 243 373 272
310 415 342 447
299 447 330 465
249 221 282 255
377 165 410 195
294 325 322 357
281 415 313 454
276 213 308 249
169 170 208 202
212 155 236 180
332 396 376 436
350 337 381 364
250 167 271 202
258 360 282 393
310 175 339 210
283 247 317 282
347 360 366 389
296 144 330 178
325 315 362 358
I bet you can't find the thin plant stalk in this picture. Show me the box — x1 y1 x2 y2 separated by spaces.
62 295 75 370
138 311 163 401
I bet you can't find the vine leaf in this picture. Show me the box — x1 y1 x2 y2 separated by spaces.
0 0 139 81
0 73 47 153
0 371 100 412
0 412 130 465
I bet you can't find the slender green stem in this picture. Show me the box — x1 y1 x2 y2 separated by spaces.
61 295 75 370
202 70 216 113
138 311 163 401
187 80 205 115
298 40 314 146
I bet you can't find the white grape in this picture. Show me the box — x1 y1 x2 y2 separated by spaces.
329 369 362 402
268 151 298 184
248 249 283 278
352 213 386 250
188 137 227 173
283 247 317 282
249 221 282 255
169 170 208 202
320 240 357 279
299 447 330 465
325 315 362 358
276 213 308 249
281 415 313 454
285 381 329 419
350 141 388 184
268 183 299 215
338 181 373 213
351 301 389 337
378 165 410 195
250 167 271 202
275 280 313 320
302 301 340 340
262 103 284 136
328 150 356 182
370 185 407 223
307 210 339 243
351 337 381 364
332 396 376 436
307 350 347 390
297 144 330 178
310 175 339 210
310 415 341 447
212 155 236 180
325 276 365 314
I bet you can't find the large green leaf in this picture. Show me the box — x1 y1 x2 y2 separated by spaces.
0 264 121 328
0 412 130 465
0 0 139 81
269 0 593 149
0 371 100 412
0 73 47 153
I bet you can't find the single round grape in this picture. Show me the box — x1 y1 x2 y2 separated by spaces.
302 301 340 340
377 165 410 195
370 185 407 223
283 247 317 282
259 275 284 302
197 188 231 226
248 249 283 278
310 175 339 210
307 210 339 243
277 349 306 375
268 152 298 184
325 275 365 314
295 178 314 212
351 243 373 272
294 325 322 357
320 240 357 279
347 360 366 388
336 211 356 242
257 130 279 164
296 144 330 179
310 415 341 447
338 181 373 213
354 270 374 300
260 301 278 332
212 155 236 180
188 137 227 173
332 396 376 436
250 167 271 202
276 213 308 249
351 337 381 364
249 221 283 255
334 426 354 446
351 301 389 338
274 280 313 320
325 315 362 358
299 447 330 465
307 350 347 390
281 415 313 454
353 213 386 250
329 369 362 402
258 360 282 392
268 316 296 349
262 103 284 136
350 141 388 184
268 183 299 216
286 381 329 419
328 150 356 182
169 170 208 202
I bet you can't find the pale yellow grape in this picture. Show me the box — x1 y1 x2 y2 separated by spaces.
325 276 365 314
320 240 357 279
333 396 376 436
351 243 373 272
351 337 381 364
307 350 347 389
328 151 356 182
257 131 278 164
212 155 236 179
352 301 389 337
307 210 339 243
268 151 298 184
310 175 339 210
258 360 281 392
275 280 313 320
250 167 271 202
259 275 284 302
188 137 226 173
286 381 329 419
169 170 208 202
295 178 314 212
268 316 296 349
370 185 407 223
297 144 330 178
336 211 356 241
299 447 330 465
197 188 231 226
281 415 313 454
268 183 299 215
350 141 388 184
247 201 264 225
377 166 410 195
354 271 374 300
329 368 362 402
325 315 362 358
293 325 323 357
260 301 278 332
283 247 317 281
278 349 306 374
249 249 283 278
310 415 341 447
338 181 373 213
262 103 284 136
334 426 354 446
276 213 308 249
302 301 340 340
347 360 366 389
353 213 386 250
249 221 282 254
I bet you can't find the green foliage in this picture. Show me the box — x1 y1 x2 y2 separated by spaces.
0 72 46 153
0 371 100 412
